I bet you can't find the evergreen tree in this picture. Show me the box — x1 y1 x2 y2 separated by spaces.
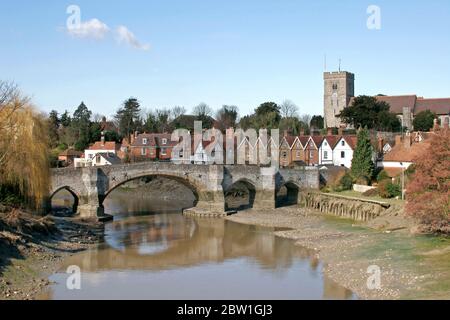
115 98 141 138
48 110 60 148
351 128 375 184
72 102 92 151
413 110 437 132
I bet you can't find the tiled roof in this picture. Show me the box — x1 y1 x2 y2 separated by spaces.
383 135 432 162
298 136 310 148
349 95 450 115
88 141 119 151
415 98 450 115
132 133 177 147
321 135 340 148
374 95 417 114
311 136 324 148
342 135 358 149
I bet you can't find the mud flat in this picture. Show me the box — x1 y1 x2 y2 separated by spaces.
0 210 103 300
226 207 450 300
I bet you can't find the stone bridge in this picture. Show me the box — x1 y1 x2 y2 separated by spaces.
49 163 320 220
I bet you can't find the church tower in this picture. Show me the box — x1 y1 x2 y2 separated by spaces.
324 71 355 128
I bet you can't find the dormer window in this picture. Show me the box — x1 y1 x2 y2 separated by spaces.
143 138 148 145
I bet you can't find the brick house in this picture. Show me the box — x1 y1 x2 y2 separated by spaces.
129 133 176 162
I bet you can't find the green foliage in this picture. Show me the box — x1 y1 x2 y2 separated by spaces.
339 173 354 191
239 102 281 130
413 110 437 132
310 115 324 130
378 180 401 198
376 169 390 182
71 102 92 151
340 95 401 131
115 98 142 138
47 110 60 148
351 128 375 184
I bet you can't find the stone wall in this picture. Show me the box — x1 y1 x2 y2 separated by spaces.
300 191 390 222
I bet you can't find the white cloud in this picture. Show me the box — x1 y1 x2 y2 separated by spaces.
67 18 110 40
116 25 150 51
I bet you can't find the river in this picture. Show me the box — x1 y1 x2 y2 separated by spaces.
40 189 355 300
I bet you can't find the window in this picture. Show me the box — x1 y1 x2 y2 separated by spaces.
341 151 345 158
162 138 167 145
324 151 328 159
309 151 314 158
143 138 148 145
282 151 287 158
324 141 327 146
161 148 167 156
96 155 101 163
332 83 338 90
296 151 301 158
141 148 146 156
179 150 184 158
341 140 345 146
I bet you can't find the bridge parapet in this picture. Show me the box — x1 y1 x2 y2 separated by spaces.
49 163 320 221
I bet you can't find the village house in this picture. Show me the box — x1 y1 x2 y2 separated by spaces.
129 133 177 162
74 134 125 168
58 149 83 167
332 135 357 168
377 131 432 177
318 134 339 166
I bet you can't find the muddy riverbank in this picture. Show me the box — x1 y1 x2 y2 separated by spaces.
226 207 450 300
0 209 103 300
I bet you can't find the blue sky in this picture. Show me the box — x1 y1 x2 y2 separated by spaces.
1 0 449 118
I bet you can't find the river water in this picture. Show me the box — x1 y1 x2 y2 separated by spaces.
41 190 355 300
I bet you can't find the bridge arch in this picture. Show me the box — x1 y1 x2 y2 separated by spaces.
276 180 301 208
224 178 257 211
49 186 80 214
100 174 201 212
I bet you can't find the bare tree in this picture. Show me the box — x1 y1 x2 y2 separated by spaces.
0 81 28 127
300 114 312 129
193 102 213 117
171 106 186 120
280 100 299 118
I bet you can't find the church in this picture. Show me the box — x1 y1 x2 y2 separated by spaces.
323 71 450 130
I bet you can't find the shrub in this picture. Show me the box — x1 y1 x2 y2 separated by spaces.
376 170 390 183
378 180 401 199
339 173 354 191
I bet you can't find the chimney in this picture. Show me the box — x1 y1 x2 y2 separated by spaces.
377 134 384 153
338 127 344 136
284 130 289 138
101 132 105 147
300 129 305 136
433 118 440 132
404 131 412 149
327 128 333 136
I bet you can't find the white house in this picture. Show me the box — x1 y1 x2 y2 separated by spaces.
84 140 118 161
332 136 357 168
318 136 338 166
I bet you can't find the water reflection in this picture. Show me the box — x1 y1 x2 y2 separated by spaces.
41 191 355 300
